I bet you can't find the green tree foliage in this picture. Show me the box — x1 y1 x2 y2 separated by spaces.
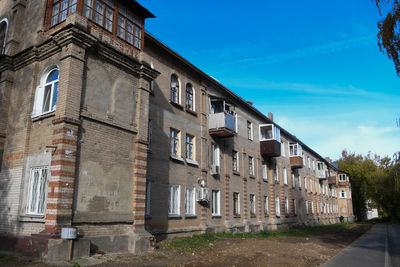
337 150 400 222
375 0 400 75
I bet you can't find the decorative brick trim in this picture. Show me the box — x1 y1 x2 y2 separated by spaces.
52 117 81 126
135 139 149 145
52 138 77 146
134 164 147 170
51 160 76 167
48 181 74 188
53 128 77 136
50 170 75 177
136 147 148 153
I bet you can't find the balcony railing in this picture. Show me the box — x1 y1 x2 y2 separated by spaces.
209 112 235 137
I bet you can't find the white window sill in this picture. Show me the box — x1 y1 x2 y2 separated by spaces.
170 155 184 162
186 159 199 166
262 178 268 182
212 214 222 218
185 214 197 219
31 110 56 121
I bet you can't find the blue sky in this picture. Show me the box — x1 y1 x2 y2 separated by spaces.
140 0 400 160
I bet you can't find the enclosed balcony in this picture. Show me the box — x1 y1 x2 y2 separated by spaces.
209 99 235 137
289 143 303 168
317 161 327 179
259 124 281 157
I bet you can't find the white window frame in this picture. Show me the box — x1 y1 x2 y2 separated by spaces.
186 134 195 160
170 74 180 104
170 128 180 157
32 66 59 118
27 166 49 216
233 150 239 172
298 174 302 189
185 83 195 111
339 174 347 182
283 167 288 185
169 185 181 216
185 186 196 216
212 190 220 216
0 18 8 55
293 199 297 215
340 190 346 198
305 200 309 215
249 156 254 176
211 143 220 167
291 173 295 188
311 201 314 214
264 196 269 215
274 163 279 182
304 177 307 191
285 197 289 215
289 143 302 157
233 192 240 216
247 120 253 140
262 161 268 181
275 196 281 217
259 124 281 142
250 194 256 216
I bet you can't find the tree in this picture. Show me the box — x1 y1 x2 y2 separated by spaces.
375 0 400 75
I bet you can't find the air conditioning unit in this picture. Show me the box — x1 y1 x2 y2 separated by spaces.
210 165 220 176
196 188 210 203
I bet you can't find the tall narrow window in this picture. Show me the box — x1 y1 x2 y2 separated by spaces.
212 190 220 216
232 150 239 172
211 143 220 167
311 201 314 214
186 134 194 160
250 194 256 216
283 167 288 185
185 187 195 216
285 197 289 215
0 20 7 55
249 156 254 176
51 0 77 27
304 177 307 191
169 128 180 157
27 167 48 215
274 163 279 182
32 67 59 117
0 149 3 171
169 185 180 216
262 161 268 181
264 196 269 215
233 192 240 216
275 197 281 217
185 83 194 111
298 175 302 189
247 121 253 140
305 200 309 215
170 74 179 103
291 173 295 188
293 199 297 215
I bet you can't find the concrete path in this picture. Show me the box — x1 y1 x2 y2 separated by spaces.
323 223 400 267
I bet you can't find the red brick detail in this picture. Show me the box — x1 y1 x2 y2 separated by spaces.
133 190 146 195
51 160 76 167
53 128 77 136
52 138 77 146
135 139 149 145
133 181 147 187
45 214 72 221
51 170 75 178
52 117 81 126
53 149 76 156
134 173 147 178
48 181 74 188
2 152 24 162
46 203 73 209
47 192 74 199
132 207 146 212
134 164 147 170
135 198 146 203
136 147 148 153
136 155 147 161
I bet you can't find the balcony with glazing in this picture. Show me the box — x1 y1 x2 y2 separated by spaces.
260 124 281 157
208 99 235 137
289 143 303 168
317 161 327 179
328 170 337 185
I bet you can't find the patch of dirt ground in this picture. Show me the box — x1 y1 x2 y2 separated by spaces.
0 223 372 267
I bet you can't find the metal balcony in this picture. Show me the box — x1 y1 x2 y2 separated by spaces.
209 112 235 137
290 156 303 169
260 139 281 157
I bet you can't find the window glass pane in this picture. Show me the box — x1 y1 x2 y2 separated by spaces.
69 0 77 14
47 69 59 83
126 32 133 44
52 82 58 108
94 2 104 25
43 85 52 112
105 0 114 7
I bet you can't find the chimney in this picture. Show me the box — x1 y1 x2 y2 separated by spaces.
268 112 273 122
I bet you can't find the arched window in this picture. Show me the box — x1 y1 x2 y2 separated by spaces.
185 83 194 111
32 67 59 117
170 74 179 104
0 19 8 55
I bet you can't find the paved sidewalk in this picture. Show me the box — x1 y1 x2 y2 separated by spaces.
323 224 388 267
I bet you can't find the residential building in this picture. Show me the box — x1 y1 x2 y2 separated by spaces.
0 0 353 261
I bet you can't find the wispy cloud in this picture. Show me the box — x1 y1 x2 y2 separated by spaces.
275 116 400 160
216 34 375 68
